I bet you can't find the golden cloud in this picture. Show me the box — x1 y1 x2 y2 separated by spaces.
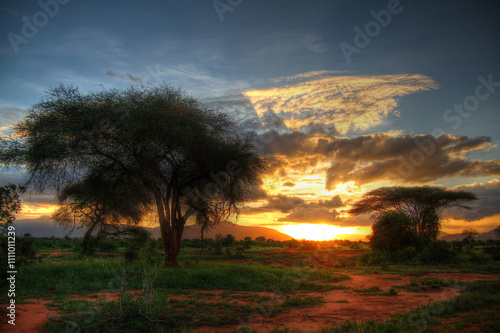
243 74 438 134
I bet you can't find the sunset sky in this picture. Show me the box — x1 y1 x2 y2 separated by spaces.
1 0 499 240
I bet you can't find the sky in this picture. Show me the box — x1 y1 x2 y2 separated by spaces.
1 0 499 240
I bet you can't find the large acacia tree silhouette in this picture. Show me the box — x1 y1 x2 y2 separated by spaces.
1 84 266 266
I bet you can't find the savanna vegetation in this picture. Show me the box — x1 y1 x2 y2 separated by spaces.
1 84 266 266
0 231 499 332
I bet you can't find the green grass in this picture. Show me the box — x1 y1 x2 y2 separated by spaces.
5 243 500 333
3 257 350 301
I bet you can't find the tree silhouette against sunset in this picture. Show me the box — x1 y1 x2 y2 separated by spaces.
1 84 267 266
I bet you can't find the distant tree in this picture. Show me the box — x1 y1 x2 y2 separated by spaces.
461 227 479 251
243 236 252 249
461 228 479 241
256 236 266 242
1 84 266 266
349 186 477 250
494 226 500 239
370 211 416 252
222 234 235 247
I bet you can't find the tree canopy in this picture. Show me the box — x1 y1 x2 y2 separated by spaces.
349 186 477 248
1 84 267 265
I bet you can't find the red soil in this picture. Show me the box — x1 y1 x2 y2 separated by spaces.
0 298 59 333
2 259 497 333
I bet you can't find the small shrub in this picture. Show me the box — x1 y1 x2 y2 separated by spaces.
125 247 139 263
97 238 119 252
483 243 500 261
388 247 417 263
17 235 39 264
468 251 491 264
417 241 459 265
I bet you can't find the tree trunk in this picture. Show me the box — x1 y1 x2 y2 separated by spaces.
82 222 97 254
164 217 186 267
154 187 190 267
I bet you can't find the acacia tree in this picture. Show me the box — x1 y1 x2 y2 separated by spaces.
1 84 266 266
349 186 477 249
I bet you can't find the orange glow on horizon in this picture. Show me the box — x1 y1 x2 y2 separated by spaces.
18 203 58 220
282 224 356 241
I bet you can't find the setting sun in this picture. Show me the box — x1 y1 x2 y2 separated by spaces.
282 224 356 241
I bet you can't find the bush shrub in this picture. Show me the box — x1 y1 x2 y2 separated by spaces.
97 238 119 252
417 241 459 265
370 211 417 252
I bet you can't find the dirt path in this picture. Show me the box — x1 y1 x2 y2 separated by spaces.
2 272 497 333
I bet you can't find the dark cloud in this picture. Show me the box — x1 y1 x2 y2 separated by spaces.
244 184 268 201
317 195 344 208
256 130 310 156
243 194 305 215
281 181 295 188
252 131 499 189
266 195 305 213
105 70 142 82
320 134 499 188
273 194 345 224
444 180 500 221
278 206 339 223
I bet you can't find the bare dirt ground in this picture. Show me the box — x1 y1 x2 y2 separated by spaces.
197 272 500 333
0 298 59 333
2 272 497 333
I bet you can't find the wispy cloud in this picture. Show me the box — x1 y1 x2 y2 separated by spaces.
0 106 27 136
105 70 142 82
144 63 252 98
49 27 129 66
270 70 348 83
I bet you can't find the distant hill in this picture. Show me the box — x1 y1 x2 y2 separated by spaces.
150 222 292 241
13 216 87 238
439 228 499 242
11 216 291 241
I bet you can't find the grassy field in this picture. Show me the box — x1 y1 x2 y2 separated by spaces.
1 238 499 332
